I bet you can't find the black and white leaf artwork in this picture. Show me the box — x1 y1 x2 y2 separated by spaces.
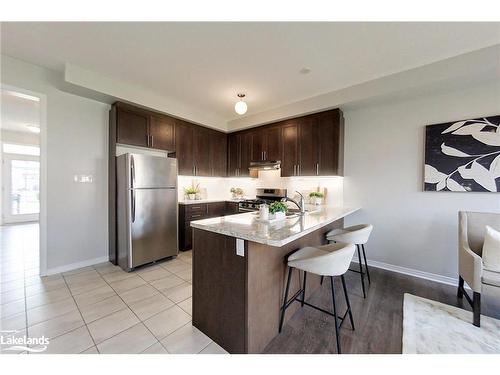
424 115 500 192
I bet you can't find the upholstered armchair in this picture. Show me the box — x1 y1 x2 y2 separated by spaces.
458 211 500 327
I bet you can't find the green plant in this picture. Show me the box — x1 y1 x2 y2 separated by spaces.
184 183 200 195
269 201 288 214
230 187 244 195
309 191 324 198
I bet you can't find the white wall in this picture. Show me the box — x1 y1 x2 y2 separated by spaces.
1 55 110 273
343 81 500 281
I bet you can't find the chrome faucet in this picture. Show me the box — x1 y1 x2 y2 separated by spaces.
281 191 306 214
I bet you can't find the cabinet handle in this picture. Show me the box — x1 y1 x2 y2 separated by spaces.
264 151 266 160
151 135 154 148
316 163 319 176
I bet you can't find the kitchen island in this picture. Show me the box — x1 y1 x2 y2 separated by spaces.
190 205 360 353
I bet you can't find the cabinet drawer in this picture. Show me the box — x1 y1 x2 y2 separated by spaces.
185 203 208 213
187 212 206 221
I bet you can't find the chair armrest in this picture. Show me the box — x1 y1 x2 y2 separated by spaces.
459 243 483 292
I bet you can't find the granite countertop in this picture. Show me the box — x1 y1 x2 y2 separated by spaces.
178 199 243 205
190 205 360 247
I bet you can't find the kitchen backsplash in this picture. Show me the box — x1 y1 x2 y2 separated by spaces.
178 169 344 206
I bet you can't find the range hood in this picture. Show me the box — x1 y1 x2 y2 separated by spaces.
249 160 281 171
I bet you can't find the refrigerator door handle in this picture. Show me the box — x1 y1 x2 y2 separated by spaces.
131 189 136 223
130 155 136 190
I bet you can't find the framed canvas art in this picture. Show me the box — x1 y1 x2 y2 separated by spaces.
424 115 500 192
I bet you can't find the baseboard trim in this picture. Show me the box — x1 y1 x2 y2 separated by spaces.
352 257 458 287
45 256 109 276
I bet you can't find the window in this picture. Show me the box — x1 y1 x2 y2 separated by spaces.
2 143 40 156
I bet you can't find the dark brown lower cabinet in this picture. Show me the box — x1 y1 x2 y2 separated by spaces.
178 201 240 251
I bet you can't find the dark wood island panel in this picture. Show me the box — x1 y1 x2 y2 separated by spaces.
192 218 343 353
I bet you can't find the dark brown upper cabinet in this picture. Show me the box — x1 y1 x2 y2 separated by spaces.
249 126 282 162
280 121 299 177
175 120 195 175
227 132 251 177
280 109 344 177
116 105 150 147
209 130 228 177
317 110 344 176
149 115 175 151
175 120 227 177
227 133 241 177
115 102 175 152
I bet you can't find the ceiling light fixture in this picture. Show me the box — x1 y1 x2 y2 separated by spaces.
26 125 40 133
234 93 248 115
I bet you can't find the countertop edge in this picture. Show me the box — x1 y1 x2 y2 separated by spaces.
190 207 361 247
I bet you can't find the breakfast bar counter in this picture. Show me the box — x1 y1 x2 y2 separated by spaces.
190 206 360 353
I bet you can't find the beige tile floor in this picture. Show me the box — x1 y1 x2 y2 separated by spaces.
0 223 227 354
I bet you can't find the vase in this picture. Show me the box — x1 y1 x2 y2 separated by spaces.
314 197 323 205
188 194 196 200
274 211 286 220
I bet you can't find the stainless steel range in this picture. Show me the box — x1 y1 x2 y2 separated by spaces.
238 188 287 212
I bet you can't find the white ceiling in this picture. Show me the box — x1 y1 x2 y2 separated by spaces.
2 22 499 126
1 89 40 133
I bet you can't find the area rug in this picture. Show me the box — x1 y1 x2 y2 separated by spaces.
403 293 500 354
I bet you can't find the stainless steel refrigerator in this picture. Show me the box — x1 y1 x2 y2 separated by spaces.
116 153 178 271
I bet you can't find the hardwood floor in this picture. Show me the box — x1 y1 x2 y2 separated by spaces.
263 265 499 354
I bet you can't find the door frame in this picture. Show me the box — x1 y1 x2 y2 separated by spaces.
2 153 40 223
1 84 48 276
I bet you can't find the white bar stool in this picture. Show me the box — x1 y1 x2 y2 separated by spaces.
278 242 356 354
325 224 374 298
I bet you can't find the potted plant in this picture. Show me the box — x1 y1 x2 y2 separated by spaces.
269 201 288 220
184 183 200 200
230 187 244 199
309 191 324 205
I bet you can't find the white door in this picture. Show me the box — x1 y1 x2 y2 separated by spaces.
2 154 40 223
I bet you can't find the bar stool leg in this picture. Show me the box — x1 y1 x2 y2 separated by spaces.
279 266 293 333
301 271 307 307
357 244 366 298
341 275 355 330
330 276 341 354
361 244 371 285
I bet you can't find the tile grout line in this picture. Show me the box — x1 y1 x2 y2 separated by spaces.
8 251 193 354
98 261 193 353
61 272 101 354
97 265 167 353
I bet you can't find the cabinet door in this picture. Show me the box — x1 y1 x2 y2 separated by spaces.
207 202 227 217
250 129 265 161
210 131 228 177
239 132 252 177
225 201 239 215
298 117 318 176
264 126 282 161
280 122 298 177
116 108 149 147
175 120 194 175
317 111 341 176
193 126 211 176
150 115 175 151
227 133 241 177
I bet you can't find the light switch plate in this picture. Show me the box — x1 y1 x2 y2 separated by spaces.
73 174 93 183
236 239 245 257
